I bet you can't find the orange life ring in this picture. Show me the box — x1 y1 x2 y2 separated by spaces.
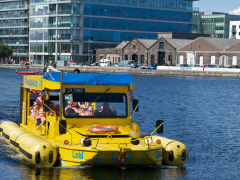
88 125 118 133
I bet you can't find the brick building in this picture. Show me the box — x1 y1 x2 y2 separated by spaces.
178 38 240 66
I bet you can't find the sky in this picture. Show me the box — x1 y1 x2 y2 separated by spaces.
194 0 240 14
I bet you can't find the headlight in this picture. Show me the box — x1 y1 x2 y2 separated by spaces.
80 137 85 145
80 137 91 147
144 137 152 145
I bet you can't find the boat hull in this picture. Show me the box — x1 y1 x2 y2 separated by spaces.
0 120 187 167
0 120 57 167
16 71 40 75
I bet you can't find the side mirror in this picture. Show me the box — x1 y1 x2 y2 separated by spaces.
132 99 139 112
156 120 163 134
43 99 50 112
59 120 67 134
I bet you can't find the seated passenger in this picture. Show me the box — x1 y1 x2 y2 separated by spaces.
65 108 75 116
87 106 94 116
65 102 79 113
112 110 118 116
101 102 113 116
93 110 99 116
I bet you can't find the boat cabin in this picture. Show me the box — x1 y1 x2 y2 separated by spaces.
20 72 139 140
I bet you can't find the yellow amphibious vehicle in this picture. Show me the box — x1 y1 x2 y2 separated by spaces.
0 72 188 167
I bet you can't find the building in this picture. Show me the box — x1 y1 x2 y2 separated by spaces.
28 0 199 64
0 0 29 63
178 37 240 66
193 12 240 38
96 32 210 65
229 21 240 39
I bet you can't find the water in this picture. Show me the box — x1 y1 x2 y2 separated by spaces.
0 69 240 179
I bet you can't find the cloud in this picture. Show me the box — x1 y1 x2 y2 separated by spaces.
229 7 240 15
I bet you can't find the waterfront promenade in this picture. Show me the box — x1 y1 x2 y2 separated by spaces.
1 64 240 78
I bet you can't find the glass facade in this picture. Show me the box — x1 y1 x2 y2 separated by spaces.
0 0 29 62
0 0 198 63
193 12 240 38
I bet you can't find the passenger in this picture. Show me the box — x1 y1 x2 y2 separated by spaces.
87 106 94 116
65 102 79 113
49 102 56 116
80 105 88 116
74 69 80 73
101 102 113 116
93 110 99 116
112 110 118 116
65 108 75 115
31 104 41 120
54 105 60 116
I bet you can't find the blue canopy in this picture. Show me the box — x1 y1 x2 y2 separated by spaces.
43 72 134 85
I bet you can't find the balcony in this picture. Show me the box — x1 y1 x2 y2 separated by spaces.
0 5 28 12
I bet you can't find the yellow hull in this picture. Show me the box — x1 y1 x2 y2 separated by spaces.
0 120 187 167
0 120 57 167
58 147 163 166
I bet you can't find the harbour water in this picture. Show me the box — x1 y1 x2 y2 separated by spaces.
1 69 240 179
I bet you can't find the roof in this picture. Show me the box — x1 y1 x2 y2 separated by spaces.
165 38 193 50
115 41 129 49
138 39 157 49
202 38 240 50
43 72 134 85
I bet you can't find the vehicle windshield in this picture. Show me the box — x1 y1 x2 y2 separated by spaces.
63 93 127 118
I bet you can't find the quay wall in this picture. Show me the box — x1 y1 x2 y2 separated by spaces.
1 64 240 78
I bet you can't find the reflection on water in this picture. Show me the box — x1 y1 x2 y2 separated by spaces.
1 69 240 179
18 166 187 180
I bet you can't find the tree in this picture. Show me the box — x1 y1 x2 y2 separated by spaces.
0 43 13 61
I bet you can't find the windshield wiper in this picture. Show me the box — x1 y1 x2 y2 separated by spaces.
93 88 110 102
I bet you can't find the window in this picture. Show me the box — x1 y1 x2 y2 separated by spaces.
151 55 154 64
63 93 127 118
159 41 164 49
140 55 144 63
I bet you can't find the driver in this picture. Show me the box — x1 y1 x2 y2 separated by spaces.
101 102 113 116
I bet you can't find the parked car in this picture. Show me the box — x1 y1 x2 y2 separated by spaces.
232 65 240 68
119 60 137 68
149 63 158 68
90 62 99 66
99 59 111 67
216 65 225 68
137 63 143 67
19 61 29 65
205 65 216 68
180 64 190 67
67 61 79 66
191 64 199 67
111 63 119 67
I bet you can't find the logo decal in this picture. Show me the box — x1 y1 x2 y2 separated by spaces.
42 156 46 161
72 151 83 159
156 151 161 158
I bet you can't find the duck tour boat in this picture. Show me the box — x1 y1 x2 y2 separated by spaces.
0 72 188 167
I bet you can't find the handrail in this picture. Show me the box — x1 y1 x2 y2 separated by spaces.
131 102 139 123
43 103 73 145
151 122 163 139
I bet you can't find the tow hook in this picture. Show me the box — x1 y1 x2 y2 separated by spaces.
118 143 127 165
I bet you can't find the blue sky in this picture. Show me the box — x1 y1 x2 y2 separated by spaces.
194 0 239 13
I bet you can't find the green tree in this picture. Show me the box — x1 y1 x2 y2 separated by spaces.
0 43 13 61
